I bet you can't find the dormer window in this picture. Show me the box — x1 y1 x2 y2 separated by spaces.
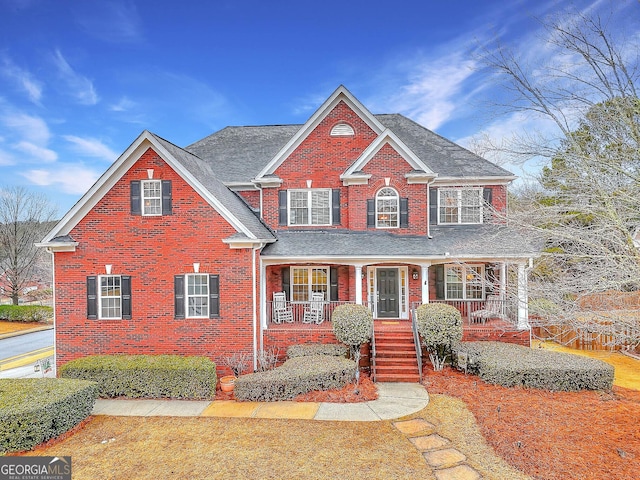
330 123 355 136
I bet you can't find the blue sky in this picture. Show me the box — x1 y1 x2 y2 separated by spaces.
0 0 637 215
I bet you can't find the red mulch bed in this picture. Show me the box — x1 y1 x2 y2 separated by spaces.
424 367 640 480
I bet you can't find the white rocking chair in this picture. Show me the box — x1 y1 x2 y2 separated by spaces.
470 294 508 324
272 292 293 323
303 292 325 324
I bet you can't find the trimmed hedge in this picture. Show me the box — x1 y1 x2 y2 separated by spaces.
0 378 98 454
59 355 217 399
286 343 347 359
453 342 614 391
0 305 53 323
234 355 355 402
331 304 373 347
415 303 463 350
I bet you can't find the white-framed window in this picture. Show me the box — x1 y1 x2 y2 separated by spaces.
376 187 399 228
290 267 329 302
288 189 331 226
445 265 484 300
99 275 121 319
142 179 162 216
186 273 209 318
439 188 483 224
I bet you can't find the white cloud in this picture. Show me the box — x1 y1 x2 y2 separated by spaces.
0 54 43 104
109 96 136 112
52 49 99 106
13 140 57 162
62 135 118 161
0 149 15 166
2 112 51 144
23 164 100 195
74 1 143 44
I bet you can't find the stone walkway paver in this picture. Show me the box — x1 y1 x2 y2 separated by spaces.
393 418 483 479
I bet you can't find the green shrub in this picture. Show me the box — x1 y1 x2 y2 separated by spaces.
286 343 347 359
234 355 355 402
416 303 463 369
331 304 373 347
59 355 217 399
453 342 614 391
0 305 53 323
0 378 98 454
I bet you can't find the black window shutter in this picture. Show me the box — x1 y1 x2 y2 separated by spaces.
332 189 341 225
429 188 438 225
278 190 288 226
366 199 375 228
435 265 445 300
209 275 220 318
162 180 173 215
174 275 185 319
87 276 97 319
400 198 409 228
330 267 338 301
130 181 141 215
281 267 290 300
483 187 493 221
121 275 132 319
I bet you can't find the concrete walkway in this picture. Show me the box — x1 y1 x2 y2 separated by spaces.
92 382 429 421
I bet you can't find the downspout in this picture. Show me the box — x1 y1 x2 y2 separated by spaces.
426 179 436 239
252 246 259 372
46 248 56 373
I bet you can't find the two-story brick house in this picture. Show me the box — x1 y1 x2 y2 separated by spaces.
38 86 537 380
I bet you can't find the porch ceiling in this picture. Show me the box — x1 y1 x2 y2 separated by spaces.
261 225 538 260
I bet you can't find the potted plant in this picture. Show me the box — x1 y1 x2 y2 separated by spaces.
220 352 250 392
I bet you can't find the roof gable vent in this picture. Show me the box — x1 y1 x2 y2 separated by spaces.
330 123 355 136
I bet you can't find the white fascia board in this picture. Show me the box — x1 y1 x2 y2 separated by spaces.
343 129 435 177
251 176 283 188
433 176 517 186
222 238 274 249
406 172 438 184
340 173 372 186
255 86 385 179
260 253 537 265
34 241 78 252
225 182 260 191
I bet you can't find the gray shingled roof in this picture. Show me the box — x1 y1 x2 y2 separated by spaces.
261 225 536 259
151 133 275 241
185 114 513 183
186 125 301 184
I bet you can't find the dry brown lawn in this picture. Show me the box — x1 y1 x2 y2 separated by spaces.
0 320 44 335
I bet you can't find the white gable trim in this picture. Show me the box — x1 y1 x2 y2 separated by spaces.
341 129 436 183
433 176 516 186
254 86 385 180
41 130 257 243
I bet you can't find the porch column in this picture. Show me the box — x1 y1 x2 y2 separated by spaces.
500 262 507 298
517 262 530 330
421 265 429 304
355 265 363 305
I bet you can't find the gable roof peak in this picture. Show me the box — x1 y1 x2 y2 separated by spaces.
254 85 385 180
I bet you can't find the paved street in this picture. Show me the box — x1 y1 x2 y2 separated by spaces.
0 329 54 360
0 329 55 378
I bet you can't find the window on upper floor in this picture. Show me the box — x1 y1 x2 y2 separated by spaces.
86 274 132 320
174 273 219 319
375 187 399 228
279 189 341 227
438 188 483 224
130 180 172 216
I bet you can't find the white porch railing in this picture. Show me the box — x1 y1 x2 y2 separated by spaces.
268 300 369 325
412 299 517 327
